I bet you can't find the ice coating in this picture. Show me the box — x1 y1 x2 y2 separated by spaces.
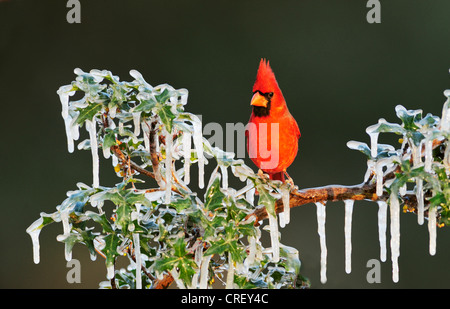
246 236 256 266
64 115 75 153
225 252 235 289
192 119 204 189
440 97 450 132
377 200 388 262
281 185 290 227
389 192 400 283
60 209 72 261
416 179 424 225
375 161 384 196
85 119 100 188
165 128 173 204
171 267 186 289
142 121 150 153
268 213 280 263
316 202 327 284
26 217 44 264
106 264 115 280
246 179 255 205
412 141 425 225
199 255 212 289
366 122 381 158
133 112 141 141
344 200 354 274
424 138 433 172
182 132 192 185
220 165 228 190
133 233 142 289
428 206 437 256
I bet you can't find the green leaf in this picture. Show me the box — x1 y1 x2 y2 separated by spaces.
177 257 197 285
256 183 277 217
101 233 121 268
170 197 192 212
133 95 157 113
157 104 176 133
124 191 153 208
173 237 188 257
153 256 179 272
155 88 171 104
204 238 228 256
85 211 114 233
116 204 131 232
204 177 226 212
76 103 103 124
103 131 116 149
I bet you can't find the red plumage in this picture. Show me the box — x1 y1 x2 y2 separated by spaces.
246 59 300 182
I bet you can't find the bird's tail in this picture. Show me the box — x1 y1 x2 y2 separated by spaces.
269 172 285 182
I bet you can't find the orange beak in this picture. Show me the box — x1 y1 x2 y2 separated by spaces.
250 92 268 108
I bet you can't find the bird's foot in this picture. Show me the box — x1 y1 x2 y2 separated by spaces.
283 170 294 187
257 169 270 182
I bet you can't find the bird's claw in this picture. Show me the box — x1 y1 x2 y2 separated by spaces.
283 170 294 187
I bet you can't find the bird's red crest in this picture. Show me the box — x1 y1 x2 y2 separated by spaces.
252 58 280 94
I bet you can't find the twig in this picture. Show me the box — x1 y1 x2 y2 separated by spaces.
127 246 156 281
111 145 155 179
152 273 174 289
148 120 165 187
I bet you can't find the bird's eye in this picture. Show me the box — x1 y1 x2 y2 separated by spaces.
268 92 274 99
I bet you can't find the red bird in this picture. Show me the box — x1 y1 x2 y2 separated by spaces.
246 59 300 182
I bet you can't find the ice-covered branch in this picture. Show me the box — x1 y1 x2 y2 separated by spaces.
250 172 437 224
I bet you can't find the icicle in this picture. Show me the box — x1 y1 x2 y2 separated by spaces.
268 213 280 263
86 119 100 188
225 252 235 289
377 200 388 262
440 96 450 132
199 255 212 289
182 132 192 185
171 267 186 289
399 183 407 196
375 161 384 196
109 105 117 118
165 128 173 204
246 179 255 205
279 210 286 228
118 121 124 135
316 202 327 284
411 140 425 225
60 92 70 120
428 206 437 256
246 236 256 266
70 115 80 141
344 200 354 274
64 115 75 153
133 112 141 142
106 264 115 280
189 243 203 289
389 191 400 283
220 165 228 190
279 185 290 228
133 233 142 289
424 138 433 172
193 120 204 189
367 131 379 158
26 217 44 264
416 179 424 225
60 209 72 261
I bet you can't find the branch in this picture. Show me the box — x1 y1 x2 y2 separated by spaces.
249 170 439 224
110 145 155 178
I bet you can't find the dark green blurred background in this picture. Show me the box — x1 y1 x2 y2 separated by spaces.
1 0 450 289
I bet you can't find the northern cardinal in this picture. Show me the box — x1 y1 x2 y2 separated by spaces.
246 59 300 182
